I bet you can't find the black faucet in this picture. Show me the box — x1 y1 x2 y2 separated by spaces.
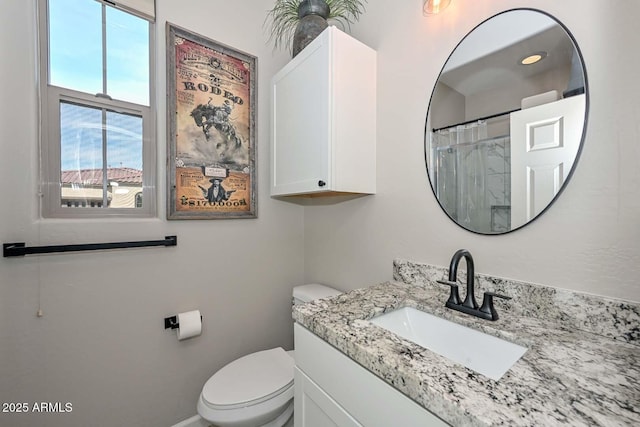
437 249 510 321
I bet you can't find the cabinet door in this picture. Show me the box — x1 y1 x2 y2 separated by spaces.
294 367 363 427
271 38 330 196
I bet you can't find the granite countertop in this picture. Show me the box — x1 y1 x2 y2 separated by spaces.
292 277 640 426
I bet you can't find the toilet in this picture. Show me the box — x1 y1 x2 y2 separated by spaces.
197 284 342 427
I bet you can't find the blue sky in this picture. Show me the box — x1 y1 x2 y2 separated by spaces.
50 0 149 171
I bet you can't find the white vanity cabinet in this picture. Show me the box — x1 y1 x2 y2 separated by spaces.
270 26 376 197
294 324 448 427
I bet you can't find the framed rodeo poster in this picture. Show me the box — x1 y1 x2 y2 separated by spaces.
166 23 257 219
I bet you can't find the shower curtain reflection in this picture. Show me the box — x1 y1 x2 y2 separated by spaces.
431 121 511 233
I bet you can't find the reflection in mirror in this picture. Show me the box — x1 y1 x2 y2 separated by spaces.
425 9 587 234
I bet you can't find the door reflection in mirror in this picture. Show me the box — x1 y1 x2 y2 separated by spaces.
425 8 587 234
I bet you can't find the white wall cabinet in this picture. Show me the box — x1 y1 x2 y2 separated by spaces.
294 324 449 427
270 27 376 197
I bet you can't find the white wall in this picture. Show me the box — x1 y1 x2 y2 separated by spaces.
2 0 639 426
0 1 299 426
304 0 640 302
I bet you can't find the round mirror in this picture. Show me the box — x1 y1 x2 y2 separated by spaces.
425 9 588 234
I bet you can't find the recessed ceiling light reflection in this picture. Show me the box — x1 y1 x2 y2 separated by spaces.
520 52 547 65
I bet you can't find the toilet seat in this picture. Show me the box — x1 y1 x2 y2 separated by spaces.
198 348 294 427
204 382 292 411
202 347 294 409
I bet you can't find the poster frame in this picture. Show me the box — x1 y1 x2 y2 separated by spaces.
166 23 257 220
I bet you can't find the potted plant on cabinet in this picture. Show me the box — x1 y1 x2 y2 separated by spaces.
265 0 367 57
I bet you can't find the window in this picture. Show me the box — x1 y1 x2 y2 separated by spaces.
39 0 155 218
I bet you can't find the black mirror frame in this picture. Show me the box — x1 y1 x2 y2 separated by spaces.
423 8 590 235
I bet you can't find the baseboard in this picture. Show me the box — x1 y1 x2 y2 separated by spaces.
171 414 211 427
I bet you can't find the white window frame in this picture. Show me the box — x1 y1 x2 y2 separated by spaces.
37 0 156 218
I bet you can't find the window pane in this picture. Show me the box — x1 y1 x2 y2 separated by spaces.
106 7 150 106
106 111 143 209
59 103 144 209
60 102 107 208
49 0 103 95
60 102 103 171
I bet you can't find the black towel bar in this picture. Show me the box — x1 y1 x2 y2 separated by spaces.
3 235 177 257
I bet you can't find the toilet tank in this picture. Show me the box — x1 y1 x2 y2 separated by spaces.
293 284 342 305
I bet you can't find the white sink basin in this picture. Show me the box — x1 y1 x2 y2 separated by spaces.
369 307 527 381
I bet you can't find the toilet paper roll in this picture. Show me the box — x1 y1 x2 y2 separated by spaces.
176 310 202 340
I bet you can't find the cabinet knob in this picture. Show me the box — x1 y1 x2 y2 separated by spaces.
318 180 326 187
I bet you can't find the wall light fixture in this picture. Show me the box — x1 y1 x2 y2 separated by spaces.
423 0 451 15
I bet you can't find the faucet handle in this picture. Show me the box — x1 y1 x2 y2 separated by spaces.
479 291 511 321
436 279 461 305
484 291 511 300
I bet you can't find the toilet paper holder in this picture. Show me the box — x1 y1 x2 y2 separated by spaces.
164 314 203 330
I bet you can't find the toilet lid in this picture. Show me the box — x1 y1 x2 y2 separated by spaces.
202 347 294 408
